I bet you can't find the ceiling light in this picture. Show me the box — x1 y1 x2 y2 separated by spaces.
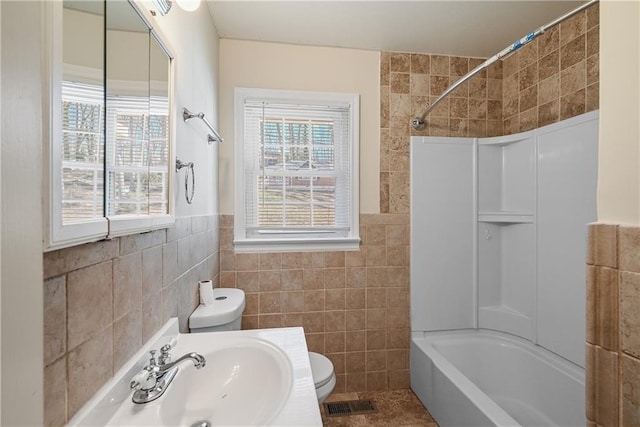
176 0 201 12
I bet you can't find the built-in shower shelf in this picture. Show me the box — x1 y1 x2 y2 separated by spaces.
478 211 534 223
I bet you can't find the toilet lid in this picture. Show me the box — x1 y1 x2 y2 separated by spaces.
309 352 334 388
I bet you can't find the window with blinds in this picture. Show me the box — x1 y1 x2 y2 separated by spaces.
106 96 169 217
235 88 360 251
60 81 169 223
61 81 105 223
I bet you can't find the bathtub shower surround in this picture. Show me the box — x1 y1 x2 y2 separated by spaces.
380 3 599 214
43 215 219 426
410 112 598 426
586 225 640 426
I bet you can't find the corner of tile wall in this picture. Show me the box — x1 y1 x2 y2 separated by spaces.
43 215 220 426
587 221 640 427
379 49 506 214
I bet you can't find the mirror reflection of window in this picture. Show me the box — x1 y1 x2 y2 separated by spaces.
61 0 104 224
106 0 152 216
105 1 171 218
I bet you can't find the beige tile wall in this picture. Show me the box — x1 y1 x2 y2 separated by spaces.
219 214 410 393
587 224 640 426
380 4 599 214
502 4 599 133
379 52 503 213
43 215 219 426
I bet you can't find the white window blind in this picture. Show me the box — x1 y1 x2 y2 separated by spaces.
235 88 360 251
106 95 169 217
61 81 105 223
60 81 169 222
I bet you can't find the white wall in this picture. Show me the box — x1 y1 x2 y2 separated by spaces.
63 8 102 72
598 0 640 225
107 30 150 83
0 1 220 424
218 39 380 214
1 1 44 425
149 2 220 218
64 9 168 85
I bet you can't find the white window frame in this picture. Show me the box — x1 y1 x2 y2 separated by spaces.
234 87 360 252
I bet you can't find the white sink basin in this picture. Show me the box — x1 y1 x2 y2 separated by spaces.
67 321 322 427
159 336 293 426
108 335 293 426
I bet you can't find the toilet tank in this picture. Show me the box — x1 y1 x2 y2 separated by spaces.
189 288 246 333
190 318 242 333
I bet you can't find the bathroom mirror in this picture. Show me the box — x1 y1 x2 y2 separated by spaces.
48 0 174 249
105 0 173 236
61 0 105 225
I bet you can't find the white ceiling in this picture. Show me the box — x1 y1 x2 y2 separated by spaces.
206 1 585 58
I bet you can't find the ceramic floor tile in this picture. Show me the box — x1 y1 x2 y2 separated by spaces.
321 389 438 426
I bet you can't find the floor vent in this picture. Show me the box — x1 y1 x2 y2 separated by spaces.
323 399 378 417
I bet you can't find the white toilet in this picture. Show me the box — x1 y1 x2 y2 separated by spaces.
189 287 336 404
308 351 336 403
189 288 246 332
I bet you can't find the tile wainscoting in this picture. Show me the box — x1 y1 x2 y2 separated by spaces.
43 215 220 426
219 214 410 394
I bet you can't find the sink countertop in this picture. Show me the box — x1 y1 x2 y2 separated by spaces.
67 319 322 426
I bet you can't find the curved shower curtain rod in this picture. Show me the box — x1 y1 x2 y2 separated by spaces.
412 0 599 130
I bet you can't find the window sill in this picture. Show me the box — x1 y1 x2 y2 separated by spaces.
233 236 361 253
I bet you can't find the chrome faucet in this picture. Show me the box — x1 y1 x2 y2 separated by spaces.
156 352 206 374
130 341 206 404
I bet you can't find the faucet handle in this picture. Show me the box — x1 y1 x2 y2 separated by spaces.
148 350 158 367
159 337 177 365
161 337 177 352
130 370 152 390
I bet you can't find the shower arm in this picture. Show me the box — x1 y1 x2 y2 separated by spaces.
412 0 599 130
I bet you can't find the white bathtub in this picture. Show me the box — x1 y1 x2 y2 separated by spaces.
410 330 585 427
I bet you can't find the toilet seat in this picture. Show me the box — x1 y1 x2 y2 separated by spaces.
309 351 334 388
